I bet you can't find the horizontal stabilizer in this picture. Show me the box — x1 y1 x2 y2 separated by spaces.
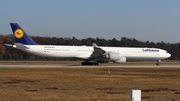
4 44 13 47
15 43 29 49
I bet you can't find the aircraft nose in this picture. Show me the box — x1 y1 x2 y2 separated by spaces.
167 53 171 58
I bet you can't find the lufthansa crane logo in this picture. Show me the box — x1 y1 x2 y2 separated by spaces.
14 29 24 39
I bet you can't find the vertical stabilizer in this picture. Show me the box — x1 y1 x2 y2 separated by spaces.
10 23 37 45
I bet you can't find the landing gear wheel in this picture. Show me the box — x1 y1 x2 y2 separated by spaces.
156 63 160 66
81 61 99 65
94 62 99 65
81 62 92 65
156 60 160 66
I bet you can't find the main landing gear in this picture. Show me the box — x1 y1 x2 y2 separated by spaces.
81 61 99 65
156 60 161 66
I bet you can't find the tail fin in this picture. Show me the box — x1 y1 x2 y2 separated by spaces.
10 23 38 45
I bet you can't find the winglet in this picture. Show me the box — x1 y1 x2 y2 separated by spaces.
10 23 38 45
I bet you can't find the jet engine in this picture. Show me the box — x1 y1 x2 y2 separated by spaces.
105 52 126 63
113 56 126 63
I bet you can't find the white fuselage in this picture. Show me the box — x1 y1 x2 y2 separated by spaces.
14 45 171 61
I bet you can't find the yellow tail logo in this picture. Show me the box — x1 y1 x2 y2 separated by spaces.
14 29 24 39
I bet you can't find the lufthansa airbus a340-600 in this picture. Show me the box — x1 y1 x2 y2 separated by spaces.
5 23 171 65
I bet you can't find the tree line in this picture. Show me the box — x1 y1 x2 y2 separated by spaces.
0 34 179 61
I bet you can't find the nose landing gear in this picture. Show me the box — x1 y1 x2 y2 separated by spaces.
156 60 161 66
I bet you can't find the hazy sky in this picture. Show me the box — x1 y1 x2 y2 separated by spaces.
0 0 180 43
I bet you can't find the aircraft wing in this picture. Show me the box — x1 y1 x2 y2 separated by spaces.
92 43 106 54
88 43 107 60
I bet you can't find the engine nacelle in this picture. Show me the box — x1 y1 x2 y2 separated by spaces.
114 56 126 63
106 52 126 63
107 52 121 61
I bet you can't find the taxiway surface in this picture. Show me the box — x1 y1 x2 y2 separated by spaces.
0 61 179 68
